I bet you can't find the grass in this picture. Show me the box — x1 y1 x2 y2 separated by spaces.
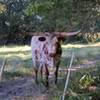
0 42 100 100
0 43 100 80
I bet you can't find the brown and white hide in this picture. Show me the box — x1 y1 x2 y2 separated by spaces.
31 30 81 87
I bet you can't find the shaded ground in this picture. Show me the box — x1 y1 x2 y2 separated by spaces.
0 77 48 100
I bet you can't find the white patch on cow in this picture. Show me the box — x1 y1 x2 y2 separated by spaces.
31 36 57 70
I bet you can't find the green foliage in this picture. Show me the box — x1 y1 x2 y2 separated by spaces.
0 3 6 13
79 73 94 89
0 0 100 44
24 0 75 31
79 33 99 43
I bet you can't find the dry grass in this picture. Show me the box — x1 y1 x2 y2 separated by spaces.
0 42 99 58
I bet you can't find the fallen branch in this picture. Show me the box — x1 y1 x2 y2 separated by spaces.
61 51 75 100
0 58 7 81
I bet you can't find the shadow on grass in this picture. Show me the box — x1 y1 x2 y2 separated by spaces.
3 70 33 80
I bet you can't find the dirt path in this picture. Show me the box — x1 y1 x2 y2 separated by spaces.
0 77 49 100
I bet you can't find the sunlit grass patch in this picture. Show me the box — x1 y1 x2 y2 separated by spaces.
0 43 99 81
0 45 30 53
62 46 100 58
0 46 33 81
0 44 99 76
62 42 100 48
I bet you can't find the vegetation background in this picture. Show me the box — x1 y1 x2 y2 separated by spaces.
0 0 100 45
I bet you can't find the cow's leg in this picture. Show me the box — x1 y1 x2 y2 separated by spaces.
34 61 40 84
45 64 49 87
55 61 60 84
40 65 43 80
34 68 38 84
55 65 59 84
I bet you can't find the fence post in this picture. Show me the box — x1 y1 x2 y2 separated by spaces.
61 51 74 100
0 58 7 82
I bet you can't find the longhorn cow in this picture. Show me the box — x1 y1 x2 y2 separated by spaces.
31 30 80 87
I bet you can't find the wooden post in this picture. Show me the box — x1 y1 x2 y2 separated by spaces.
0 58 7 81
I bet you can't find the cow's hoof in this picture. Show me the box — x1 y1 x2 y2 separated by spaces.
55 80 58 85
35 80 39 84
45 83 49 88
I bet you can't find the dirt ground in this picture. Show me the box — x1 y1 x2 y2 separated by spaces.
0 77 49 100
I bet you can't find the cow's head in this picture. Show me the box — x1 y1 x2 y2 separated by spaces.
44 30 81 57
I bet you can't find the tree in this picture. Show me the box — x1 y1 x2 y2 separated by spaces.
0 0 100 44
24 0 100 43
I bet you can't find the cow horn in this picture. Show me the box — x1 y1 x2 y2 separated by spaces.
55 29 81 37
